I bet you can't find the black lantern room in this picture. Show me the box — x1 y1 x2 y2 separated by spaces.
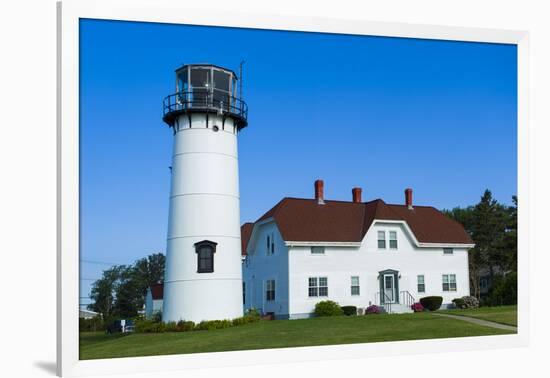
162 64 248 130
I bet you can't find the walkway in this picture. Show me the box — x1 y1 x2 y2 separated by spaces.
431 313 517 331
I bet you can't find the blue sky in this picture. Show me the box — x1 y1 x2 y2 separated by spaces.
79 19 517 302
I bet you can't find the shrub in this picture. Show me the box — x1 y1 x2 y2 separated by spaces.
135 319 166 333
341 306 358 316
419 296 443 311
454 296 479 309
246 308 261 319
462 296 480 308
365 304 382 314
164 321 178 332
452 297 465 309
195 319 232 331
411 302 424 312
314 300 344 317
176 320 195 332
232 313 261 326
486 273 517 306
79 316 105 332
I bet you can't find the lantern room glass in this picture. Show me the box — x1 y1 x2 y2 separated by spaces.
173 65 239 114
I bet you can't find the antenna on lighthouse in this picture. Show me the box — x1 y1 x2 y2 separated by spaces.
239 60 245 100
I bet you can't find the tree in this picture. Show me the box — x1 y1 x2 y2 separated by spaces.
132 253 165 298
88 253 165 319
471 190 509 279
88 265 125 319
444 190 517 300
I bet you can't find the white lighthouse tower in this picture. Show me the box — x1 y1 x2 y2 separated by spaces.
161 64 247 322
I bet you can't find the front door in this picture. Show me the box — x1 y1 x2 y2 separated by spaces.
384 274 396 303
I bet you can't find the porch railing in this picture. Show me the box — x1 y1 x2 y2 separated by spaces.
400 291 415 309
375 291 394 314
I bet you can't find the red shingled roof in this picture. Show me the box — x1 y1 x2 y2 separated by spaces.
150 283 163 300
240 222 254 256
241 197 473 247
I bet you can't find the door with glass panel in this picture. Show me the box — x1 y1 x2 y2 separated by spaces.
383 274 396 303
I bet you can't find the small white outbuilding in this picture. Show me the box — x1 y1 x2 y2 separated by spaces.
144 283 164 319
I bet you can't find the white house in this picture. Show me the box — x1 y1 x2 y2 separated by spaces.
144 283 164 319
242 180 474 318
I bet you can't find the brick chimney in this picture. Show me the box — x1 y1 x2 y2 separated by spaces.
314 179 325 204
352 187 362 203
405 188 413 209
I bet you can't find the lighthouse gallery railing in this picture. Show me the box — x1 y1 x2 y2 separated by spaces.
163 90 248 122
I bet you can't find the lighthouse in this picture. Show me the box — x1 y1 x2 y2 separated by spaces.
161 64 248 322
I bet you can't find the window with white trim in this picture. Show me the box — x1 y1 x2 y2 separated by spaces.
308 277 328 297
311 246 325 255
351 276 360 296
417 275 425 293
389 231 398 249
443 248 454 255
265 279 275 301
377 231 386 249
442 274 457 292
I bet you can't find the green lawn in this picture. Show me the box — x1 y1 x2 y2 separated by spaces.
80 312 514 360
441 305 517 326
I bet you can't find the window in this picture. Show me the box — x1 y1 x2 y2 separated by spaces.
417 275 425 293
308 277 328 297
377 231 386 249
351 276 360 296
242 282 246 304
443 248 454 255
389 231 398 249
311 246 325 255
265 280 275 301
266 234 275 255
442 274 457 292
195 240 216 273
480 278 488 289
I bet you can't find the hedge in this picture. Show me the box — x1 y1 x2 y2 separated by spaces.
341 306 357 316
134 308 261 333
419 296 443 311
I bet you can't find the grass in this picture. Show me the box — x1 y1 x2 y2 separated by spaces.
441 305 517 326
80 312 514 360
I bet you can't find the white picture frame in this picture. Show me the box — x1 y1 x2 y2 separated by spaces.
57 1 529 376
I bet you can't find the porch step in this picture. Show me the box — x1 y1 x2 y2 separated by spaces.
385 303 413 314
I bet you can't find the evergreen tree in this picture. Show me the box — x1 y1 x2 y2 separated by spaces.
444 190 517 300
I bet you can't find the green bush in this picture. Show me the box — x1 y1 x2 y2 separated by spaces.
164 321 178 332
419 296 443 311
314 300 344 317
176 320 195 332
452 298 465 309
135 319 166 333
246 308 261 318
341 306 357 316
486 273 517 306
232 313 261 326
195 319 232 331
79 316 105 332
134 309 260 333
